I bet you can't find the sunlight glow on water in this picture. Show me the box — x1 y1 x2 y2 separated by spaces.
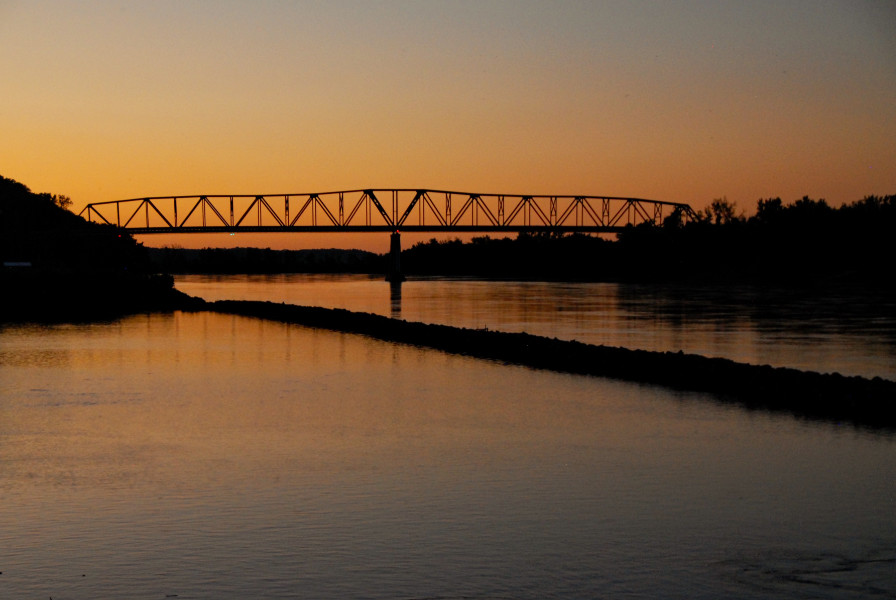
175 274 896 379
2 310 895 599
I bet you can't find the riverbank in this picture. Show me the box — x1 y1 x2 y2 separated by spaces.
207 299 896 431
1 174 206 321
0 270 203 321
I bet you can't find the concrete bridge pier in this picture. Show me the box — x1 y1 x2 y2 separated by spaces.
386 231 404 282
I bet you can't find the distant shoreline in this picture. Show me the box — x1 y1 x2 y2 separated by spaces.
205 299 896 432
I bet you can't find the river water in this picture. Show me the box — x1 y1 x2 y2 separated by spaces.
1 275 894 599
174 274 896 380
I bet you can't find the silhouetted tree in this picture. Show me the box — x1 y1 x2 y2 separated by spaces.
706 197 741 225
662 206 688 229
754 197 784 224
51 194 73 210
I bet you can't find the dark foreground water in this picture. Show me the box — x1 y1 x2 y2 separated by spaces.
1 276 894 599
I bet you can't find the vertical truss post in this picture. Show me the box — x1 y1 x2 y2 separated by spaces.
602 199 610 225
498 196 505 224
230 197 234 226
285 196 290 226
446 193 451 224
392 190 398 225
550 196 557 226
116 202 121 227
339 192 344 226
173 198 178 227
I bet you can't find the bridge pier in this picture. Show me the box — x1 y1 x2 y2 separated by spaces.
386 231 404 282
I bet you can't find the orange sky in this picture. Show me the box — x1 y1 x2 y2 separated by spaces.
2 1 894 252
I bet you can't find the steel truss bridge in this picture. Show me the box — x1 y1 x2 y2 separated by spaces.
79 189 696 234
80 189 696 280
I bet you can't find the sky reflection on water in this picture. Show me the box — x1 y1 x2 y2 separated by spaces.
175 274 896 379
1 311 895 599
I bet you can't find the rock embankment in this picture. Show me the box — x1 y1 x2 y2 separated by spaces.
208 300 896 431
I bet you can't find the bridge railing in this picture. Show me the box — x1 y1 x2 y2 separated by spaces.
79 189 697 233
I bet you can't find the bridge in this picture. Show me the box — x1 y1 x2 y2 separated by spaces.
79 189 696 280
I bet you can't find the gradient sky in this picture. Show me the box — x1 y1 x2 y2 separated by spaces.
2 0 894 251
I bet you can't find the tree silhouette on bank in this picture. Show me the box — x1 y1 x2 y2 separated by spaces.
1 175 194 318
400 194 895 286
5 172 892 290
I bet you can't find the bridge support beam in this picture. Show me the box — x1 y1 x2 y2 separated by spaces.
386 231 404 282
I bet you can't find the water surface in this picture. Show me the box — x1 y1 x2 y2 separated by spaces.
175 274 896 379
2 277 895 599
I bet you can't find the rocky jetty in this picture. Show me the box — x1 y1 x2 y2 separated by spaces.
209 299 896 431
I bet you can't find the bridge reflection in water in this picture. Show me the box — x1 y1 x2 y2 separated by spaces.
80 189 696 281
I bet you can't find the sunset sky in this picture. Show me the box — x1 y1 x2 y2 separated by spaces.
2 1 894 251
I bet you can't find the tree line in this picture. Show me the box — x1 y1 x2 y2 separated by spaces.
4 172 892 288
401 195 896 285
146 246 381 274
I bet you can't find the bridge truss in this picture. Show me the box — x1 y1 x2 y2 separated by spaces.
79 189 696 234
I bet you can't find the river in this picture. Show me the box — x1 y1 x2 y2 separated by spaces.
1 274 894 599
175 274 896 380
